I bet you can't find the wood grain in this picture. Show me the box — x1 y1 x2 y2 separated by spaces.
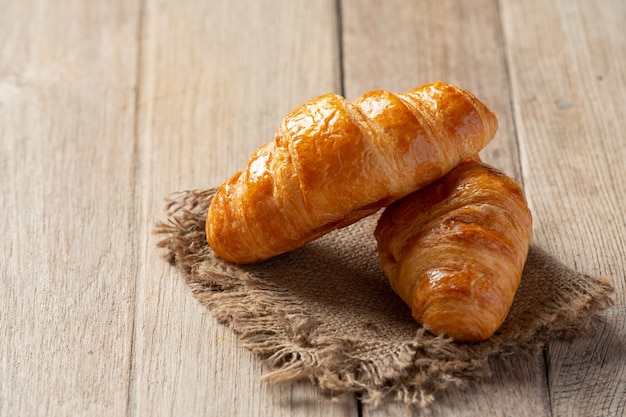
342 0 550 415
341 0 521 180
501 0 626 416
0 1 141 416
1 1 624 416
130 0 356 416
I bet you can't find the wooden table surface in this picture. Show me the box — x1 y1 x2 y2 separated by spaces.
2 1 625 416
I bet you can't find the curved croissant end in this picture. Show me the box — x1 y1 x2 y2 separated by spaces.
375 160 532 343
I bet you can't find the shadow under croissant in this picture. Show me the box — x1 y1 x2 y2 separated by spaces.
155 188 614 408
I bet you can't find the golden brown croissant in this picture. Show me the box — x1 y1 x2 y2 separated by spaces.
207 81 498 264
374 159 532 342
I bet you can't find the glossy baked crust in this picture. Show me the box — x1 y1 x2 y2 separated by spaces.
374 159 532 343
207 81 498 264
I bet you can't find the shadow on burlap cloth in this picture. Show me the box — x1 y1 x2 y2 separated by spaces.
155 188 614 408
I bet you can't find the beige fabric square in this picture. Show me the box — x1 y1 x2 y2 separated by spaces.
156 188 613 408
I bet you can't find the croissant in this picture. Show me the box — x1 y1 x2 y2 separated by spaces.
374 159 532 342
207 81 498 264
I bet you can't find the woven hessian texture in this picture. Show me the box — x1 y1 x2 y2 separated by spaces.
155 188 614 408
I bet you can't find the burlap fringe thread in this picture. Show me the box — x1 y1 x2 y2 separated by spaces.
155 188 614 409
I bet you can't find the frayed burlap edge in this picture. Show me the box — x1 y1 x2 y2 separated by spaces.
155 188 614 408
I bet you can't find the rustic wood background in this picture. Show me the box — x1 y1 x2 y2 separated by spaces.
1 0 624 416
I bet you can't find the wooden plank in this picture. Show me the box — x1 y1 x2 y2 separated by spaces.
341 0 521 180
130 0 357 415
341 0 551 415
500 0 626 416
0 1 140 416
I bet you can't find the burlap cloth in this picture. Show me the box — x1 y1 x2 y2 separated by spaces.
155 188 614 408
